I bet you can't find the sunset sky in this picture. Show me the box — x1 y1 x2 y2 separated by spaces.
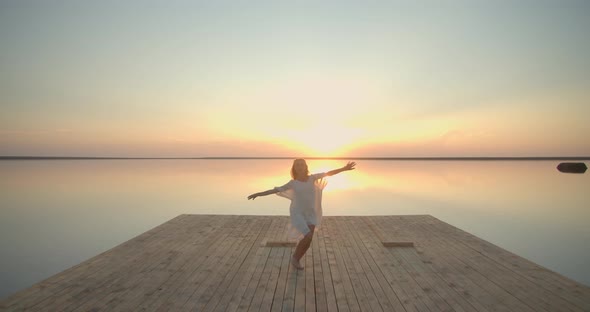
1 1 589 157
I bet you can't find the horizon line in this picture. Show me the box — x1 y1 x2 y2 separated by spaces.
1 156 589 161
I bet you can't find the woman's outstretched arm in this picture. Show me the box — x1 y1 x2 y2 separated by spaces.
326 161 356 176
247 188 279 200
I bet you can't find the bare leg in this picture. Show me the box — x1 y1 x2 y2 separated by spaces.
291 225 315 270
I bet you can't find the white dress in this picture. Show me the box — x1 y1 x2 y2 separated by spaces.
274 173 327 241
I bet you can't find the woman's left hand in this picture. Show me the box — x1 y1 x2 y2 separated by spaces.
343 161 356 171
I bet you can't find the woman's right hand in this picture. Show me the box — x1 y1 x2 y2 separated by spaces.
247 193 258 200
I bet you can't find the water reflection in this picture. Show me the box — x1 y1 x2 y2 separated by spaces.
0 159 588 299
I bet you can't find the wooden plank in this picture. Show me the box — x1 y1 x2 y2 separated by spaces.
249 217 285 312
380 215 529 312
53 214 222 311
366 218 453 312
315 220 338 312
212 217 278 312
396 246 476 312
420 216 583 312
1 214 193 311
198 218 264 311
322 218 352 312
121 215 250 311
269 218 293 312
375 217 496 311
109 215 233 311
184 215 268 311
144 215 250 311
341 216 399 312
425 215 590 311
270 247 292 312
265 241 297 247
364 217 435 312
390 246 455 312
323 218 361 312
366 218 414 248
347 216 414 312
304 234 316 312
523 269 590 311
281 246 297 312
146 215 239 310
218 217 274 312
385 219 480 312
311 224 328 312
359 216 419 312
412 216 555 311
178 218 262 310
338 217 386 312
379 216 517 312
17 214 188 296
382 241 414 247
404 218 513 312
293 249 306 312
334 216 379 312
259 246 287 311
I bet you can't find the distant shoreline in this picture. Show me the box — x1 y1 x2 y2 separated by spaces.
1 156 589 161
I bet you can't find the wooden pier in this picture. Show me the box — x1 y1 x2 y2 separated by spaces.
2 215 589 311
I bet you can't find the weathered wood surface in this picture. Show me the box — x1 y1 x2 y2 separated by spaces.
2 215 589 311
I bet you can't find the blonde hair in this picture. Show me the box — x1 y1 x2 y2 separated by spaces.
290 158 309 179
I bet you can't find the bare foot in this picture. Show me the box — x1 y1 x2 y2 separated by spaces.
291 256 304 270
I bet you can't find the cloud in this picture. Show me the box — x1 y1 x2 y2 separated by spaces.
347 128 498 157
0 128 72 136
0 138 302 158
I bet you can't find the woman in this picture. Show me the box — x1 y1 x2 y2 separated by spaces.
247 159 356 269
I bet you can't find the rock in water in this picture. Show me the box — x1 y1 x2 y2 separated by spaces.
557 162 587 174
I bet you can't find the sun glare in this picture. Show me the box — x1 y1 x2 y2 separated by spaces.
264 74 377 156
281 125 365 157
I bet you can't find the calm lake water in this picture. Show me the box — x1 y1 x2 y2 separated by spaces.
0 159 589 299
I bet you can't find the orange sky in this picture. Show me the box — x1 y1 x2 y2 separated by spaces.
1 2 589 157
